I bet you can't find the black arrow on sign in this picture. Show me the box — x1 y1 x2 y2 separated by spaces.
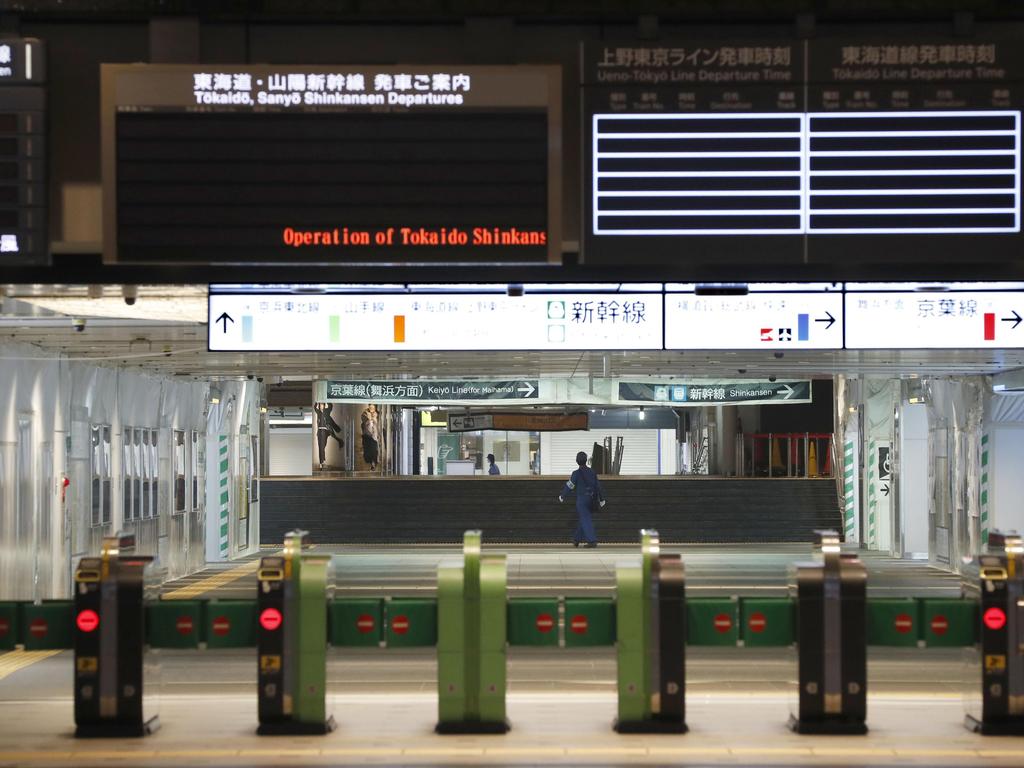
215 312 234 333
1002 310 1022 330
815 311 836 330
881 484 890 497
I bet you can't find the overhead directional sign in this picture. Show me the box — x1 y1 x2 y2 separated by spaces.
664 290 843 350
845 291 1024 349
448 412 589 432
322 379 539 404
616 380 812 406
209 291 662 351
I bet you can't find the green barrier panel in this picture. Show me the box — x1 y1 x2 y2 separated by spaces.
564 598 615 647
22 601 73 650
147 600 203 649
867 597 919 646
330 599 384 647
688 597 739 646
920 598 976 647
205 600 257 648
0 602 19 650
506 598 559 647
387 598 437 647
740 598 794 647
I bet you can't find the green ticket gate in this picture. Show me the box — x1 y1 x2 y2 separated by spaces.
965 530 1024 735
73 532 159 738
436 530 509 734
256 530 335 735
789 530 867 735
615 529 686 733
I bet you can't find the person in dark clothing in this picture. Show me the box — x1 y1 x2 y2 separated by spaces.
487 453 500 475
314 403 343 470
558 451 606 548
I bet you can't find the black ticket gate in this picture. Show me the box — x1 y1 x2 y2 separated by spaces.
965 530 1024 735
614 529 687 733
789 530 867 735
74 533 158 738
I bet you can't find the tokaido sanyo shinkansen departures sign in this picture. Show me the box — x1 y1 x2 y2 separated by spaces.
101 64 561 264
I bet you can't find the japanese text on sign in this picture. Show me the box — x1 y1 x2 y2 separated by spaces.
192 70 472 108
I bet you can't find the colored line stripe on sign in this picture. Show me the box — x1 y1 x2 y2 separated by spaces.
984 312 995 341
797 313 809 341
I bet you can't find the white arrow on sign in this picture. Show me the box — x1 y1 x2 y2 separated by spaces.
781 384 795 400
517 382 536 397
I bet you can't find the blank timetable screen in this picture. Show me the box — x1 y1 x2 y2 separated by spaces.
591 110 1020 237
116 111 549 263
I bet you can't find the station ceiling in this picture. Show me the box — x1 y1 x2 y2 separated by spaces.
1 284 1021 380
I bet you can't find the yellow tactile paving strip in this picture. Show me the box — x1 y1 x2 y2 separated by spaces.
1 746 1023 763
0 651 62 683
161 559 260 600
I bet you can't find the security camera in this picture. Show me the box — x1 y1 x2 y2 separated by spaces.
737 368 746 374
774 351 784 359
122 285 138 306
257 377 264 383
72 318 86 333
769 375 777 382
506 283 524 297
247 374 254 380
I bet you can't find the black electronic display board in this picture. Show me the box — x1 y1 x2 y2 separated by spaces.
582 31 1024 267
0 38 46 266
101 65 560 264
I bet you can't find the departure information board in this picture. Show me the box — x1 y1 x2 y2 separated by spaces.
582 33 1024 265
0 38 46 265
101 65 560 264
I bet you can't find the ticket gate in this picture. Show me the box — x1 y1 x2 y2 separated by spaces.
965 530 1024 735
436 530 509 733
789 530 867 735
74 532 159 738
614 529 686 733
256 530 335 735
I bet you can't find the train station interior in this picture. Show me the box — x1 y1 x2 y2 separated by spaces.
3 2 1024 766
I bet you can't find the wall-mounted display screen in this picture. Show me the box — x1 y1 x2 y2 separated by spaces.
582 34 1024 265
0 38 46 266
592 110 1020 236
102 65 561 264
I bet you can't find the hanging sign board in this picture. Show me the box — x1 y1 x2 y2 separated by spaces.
447 412 589 432
845 290 1024 349
664 288 843 350
322 379 539 404
210 291 662 351
616 380 812 406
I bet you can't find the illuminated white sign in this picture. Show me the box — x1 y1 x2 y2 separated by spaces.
845 291 1024 349
0 234 18 253
209 292 662 351
664 290 843 350
192 70 472 108
593 110 1021 235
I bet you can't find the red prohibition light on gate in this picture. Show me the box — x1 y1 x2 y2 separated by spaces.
983 606 1007 631
76 609 100 633
259 607 283 632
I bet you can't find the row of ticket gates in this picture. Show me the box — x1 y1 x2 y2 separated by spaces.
70 529 1023 738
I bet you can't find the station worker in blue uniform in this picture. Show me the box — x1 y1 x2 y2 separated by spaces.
559 451 606 548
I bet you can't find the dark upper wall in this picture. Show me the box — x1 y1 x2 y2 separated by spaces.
15 13 1019 250
758 378 834 434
